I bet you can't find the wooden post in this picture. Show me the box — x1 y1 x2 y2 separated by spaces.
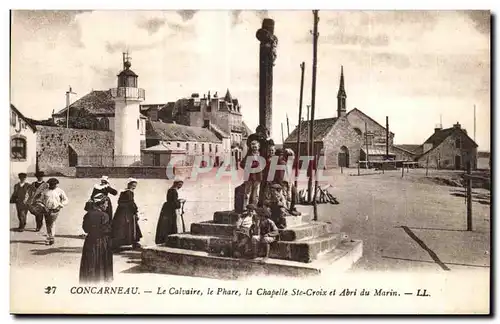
308 10 319 205
341 165 343 174
281 122 284 143
364 121 369 169
426 155 429 176
358 162 360 176
294 62 305 190
401 163 404 178
466 162 473 231
286 114 290 136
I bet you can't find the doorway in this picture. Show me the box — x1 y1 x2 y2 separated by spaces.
338 146 350 168
455 155 461 170
68 146 78 167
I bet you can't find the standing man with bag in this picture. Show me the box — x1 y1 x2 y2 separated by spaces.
10 173 30 231
26 171 49 232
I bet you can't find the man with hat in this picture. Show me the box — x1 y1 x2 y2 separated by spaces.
37 177 69 245
10 173 30 231
26 171 49 231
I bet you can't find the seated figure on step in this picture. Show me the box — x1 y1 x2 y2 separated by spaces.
264 183 288 229
251 207 279 260
232 204 258 258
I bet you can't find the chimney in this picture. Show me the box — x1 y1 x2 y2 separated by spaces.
434 123 442 133
453 122 461 129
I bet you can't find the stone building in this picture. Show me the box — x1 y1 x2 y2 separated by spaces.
415 122 478 170
165 90 253 164
10 104 37 175
284 66 396 168
143 121 224 167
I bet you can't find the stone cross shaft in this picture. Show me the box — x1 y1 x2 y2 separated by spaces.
255 18 278 142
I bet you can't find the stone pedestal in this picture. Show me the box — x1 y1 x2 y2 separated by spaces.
141 205 363 279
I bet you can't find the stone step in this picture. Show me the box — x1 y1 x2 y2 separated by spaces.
164 232 343 263
141 239 363 280
191 221 334 242
213 210 313 227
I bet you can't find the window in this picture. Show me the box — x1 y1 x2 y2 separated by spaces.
455 138 461 149
10 111 16 126
206 104 211 112
186 143 189 151
215 145 218 153
204 120 209 128
194 143 197 150
11 137 26 160
209 144 212 152
137 119 140 130
202 144 205 153
177 143 180 148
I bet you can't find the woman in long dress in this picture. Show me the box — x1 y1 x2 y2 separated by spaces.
89 176 118 217
155 179 185 244
79 193 113 284
111 178 142 250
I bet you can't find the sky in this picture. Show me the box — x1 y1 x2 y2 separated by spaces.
10 10 491 150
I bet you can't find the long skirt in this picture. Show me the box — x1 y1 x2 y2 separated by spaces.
155 202 180 244
111 206 142 248
79 235 113 284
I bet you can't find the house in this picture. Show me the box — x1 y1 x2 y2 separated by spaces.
52 89 148 133
415 122 478 170
10 104 37 175
143 121 224 167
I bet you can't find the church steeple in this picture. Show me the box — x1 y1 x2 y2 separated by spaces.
337 65 347 117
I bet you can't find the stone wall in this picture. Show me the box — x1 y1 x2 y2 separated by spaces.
417 132 477 170
323 116 363 169
392 146 417 161
75 165 193 179
37 126 113 176
346 109 394 146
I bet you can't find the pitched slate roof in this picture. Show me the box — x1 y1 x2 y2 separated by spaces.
241 121 252 138
284 118 338 143
142 144 186 153
424 126 477 149
393 144 423 155
69 142 112 157
208 123 230 139
361 147 396 156
146 121 222 143
53 90 115 116
10 104 37 132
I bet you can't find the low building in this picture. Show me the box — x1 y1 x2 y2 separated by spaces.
144 121 224 167
416 122 478 170
10 104 37 175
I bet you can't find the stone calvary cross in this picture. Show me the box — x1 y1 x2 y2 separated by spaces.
246 18 278 159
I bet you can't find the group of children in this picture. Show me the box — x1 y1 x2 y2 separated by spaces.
231 204 280 260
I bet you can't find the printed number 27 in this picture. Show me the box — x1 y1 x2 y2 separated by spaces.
44 286 56 294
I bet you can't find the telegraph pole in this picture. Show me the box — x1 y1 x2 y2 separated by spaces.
308 10 319 205
474 104 476 143
294 62 305 189
66 86 76 128
281 122 285 143
286 114 290 137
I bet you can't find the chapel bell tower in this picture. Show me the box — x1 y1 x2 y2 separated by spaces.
110 52 145 166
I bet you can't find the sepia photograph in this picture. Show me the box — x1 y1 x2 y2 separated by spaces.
8 7 491 315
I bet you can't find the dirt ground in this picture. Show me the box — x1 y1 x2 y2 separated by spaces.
10 167 490 279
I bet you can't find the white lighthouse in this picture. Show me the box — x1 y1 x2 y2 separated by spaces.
110 53 145 166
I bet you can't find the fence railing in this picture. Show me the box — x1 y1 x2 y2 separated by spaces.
76 154 230 168
110 87 146 100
